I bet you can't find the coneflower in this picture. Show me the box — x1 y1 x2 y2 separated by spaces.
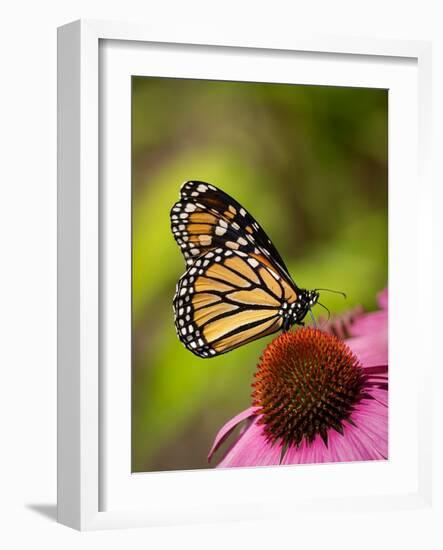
208 289 388 467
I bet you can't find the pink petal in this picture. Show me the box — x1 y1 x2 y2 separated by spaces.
362 366 388 390
281 419 385 464
349 310 387 338
351 398 388 457
347 333 388 368
364 365 388 375
377 288 388 310
208 407 258 462
216 417 283 467
366 387 388 406
325 427 370 461
336 421 386 460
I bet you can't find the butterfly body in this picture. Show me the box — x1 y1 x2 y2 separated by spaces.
171 181 319 358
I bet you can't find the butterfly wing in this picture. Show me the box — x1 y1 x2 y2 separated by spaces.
170 180 291 279
173 248 299 357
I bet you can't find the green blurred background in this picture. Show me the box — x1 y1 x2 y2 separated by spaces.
132 77 388 472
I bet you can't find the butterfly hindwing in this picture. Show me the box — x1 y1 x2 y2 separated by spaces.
173 248 299 357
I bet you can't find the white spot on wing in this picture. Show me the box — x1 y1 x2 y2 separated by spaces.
247 258 259 268
199 235 212 245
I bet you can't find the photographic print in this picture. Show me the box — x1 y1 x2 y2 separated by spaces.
132 77 388 472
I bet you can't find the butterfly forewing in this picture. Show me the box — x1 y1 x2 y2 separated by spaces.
170 199 253 264
171 180 291 278
173 247 299 357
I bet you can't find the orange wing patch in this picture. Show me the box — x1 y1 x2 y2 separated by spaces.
189 212 218 225
192 293 221 309
194 302 239 325
187 223 213 235
250 252 275 271
194 277 234 293
206 263 251 288
258 267 282 299
281 278 297 302
203 309 277 343
224 209 236 220
224 256 260 284
213 317 282 353
228 288 280 307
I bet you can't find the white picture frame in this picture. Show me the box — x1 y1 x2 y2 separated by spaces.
57 19 433 531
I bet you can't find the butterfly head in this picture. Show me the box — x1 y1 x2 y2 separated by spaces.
297 289 319 319
306 289 320 307
281 289 319 331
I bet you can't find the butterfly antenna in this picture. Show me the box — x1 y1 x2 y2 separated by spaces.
317 301 331 323
314 288 347 299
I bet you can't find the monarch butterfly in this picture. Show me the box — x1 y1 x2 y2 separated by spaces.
171 181 320 358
